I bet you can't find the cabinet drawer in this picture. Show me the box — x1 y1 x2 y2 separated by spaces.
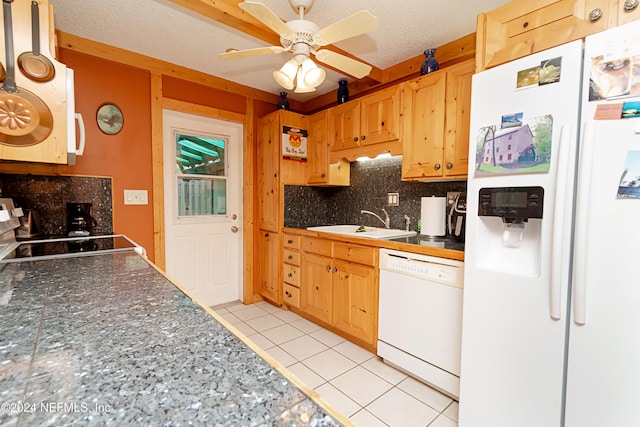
477 0 610 71
334 243 377 266
283 249 301 266
283 264 300 287
302 237 333 257
283 234 300 249
283 283 300 308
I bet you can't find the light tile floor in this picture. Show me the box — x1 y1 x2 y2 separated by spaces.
213 301 459 427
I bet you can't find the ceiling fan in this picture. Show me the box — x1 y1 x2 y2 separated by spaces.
218 0 378 93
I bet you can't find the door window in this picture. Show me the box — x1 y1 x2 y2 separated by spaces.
175 132 227 216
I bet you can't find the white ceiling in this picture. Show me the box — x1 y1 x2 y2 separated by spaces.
48 0 510 102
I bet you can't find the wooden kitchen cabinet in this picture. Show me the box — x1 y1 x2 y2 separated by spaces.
476 0 640 72
256 110 307 303
300 236 378 348
282 233 301 308
332 259 378 345
0 0 73 165
257 113 280 232
257 110 309 232
402 59 474 180
258 230 280 303
617 0 640 24
328 85 403 163
301 252 333 324
306 111 350 186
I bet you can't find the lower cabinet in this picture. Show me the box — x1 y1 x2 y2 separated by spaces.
301 252 333 324
299 236 378 348
282 233 301 308
258 230 280 303
332 259 377 345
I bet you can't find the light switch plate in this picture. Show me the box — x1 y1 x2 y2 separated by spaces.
124 189 148 205
387 192 399 206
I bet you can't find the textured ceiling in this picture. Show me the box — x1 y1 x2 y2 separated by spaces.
48 0 511 102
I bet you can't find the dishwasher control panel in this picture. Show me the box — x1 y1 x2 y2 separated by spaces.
379 249 464 288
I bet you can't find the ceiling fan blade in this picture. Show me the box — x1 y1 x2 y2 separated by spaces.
314 10 378 46
218 46 286 60
239 1 292 36
315 50 372 79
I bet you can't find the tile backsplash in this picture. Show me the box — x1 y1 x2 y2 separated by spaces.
284 156 467 233
0 174 113 237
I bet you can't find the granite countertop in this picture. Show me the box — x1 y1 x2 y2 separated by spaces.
0 252 344 426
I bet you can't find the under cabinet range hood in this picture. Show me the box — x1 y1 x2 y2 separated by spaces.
0 0 84 165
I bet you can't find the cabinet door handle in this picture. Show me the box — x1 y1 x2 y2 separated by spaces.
360 135 366 141
434 163 441 170
625 0 639 11
287 255 293 260
326 265 331 271
353 137 359 142
333 266 338 273
287 239 293 244
264 233 269 237
288 273 293 278
446 162 453 169
588 8 603 21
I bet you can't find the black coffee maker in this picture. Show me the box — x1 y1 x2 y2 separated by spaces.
67 202 98 237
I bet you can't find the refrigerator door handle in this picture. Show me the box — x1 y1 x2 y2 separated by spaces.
573 120 597 325
550 124 573 320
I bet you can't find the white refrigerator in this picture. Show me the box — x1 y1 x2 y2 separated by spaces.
460 21 640 427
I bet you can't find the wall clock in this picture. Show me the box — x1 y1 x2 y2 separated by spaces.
96 103 124 135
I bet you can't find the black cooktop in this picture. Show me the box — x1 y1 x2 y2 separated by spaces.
2 235 139 262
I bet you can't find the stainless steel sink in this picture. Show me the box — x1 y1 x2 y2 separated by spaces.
306 225 417 240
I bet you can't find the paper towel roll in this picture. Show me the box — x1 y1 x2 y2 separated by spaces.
421 196 447 237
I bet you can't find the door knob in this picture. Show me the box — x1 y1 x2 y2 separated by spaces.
232 214 237 220
231 226 239 233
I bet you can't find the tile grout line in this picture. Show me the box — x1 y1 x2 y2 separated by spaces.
218 303 458 426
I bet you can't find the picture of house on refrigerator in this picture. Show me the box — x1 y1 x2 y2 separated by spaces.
459 20 640 427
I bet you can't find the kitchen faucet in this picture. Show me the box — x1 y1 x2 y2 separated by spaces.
361 208 390 229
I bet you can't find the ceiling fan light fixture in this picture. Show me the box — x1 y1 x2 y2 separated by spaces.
294 73 316 93
300 58 325 87
273 59 298 90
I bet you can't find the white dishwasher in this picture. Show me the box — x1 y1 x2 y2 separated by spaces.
378 248 464 399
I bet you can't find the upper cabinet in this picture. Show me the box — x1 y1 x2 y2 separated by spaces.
328 85 403 163
476 0 640 71
257 112 281 233
257 110 308 231
0 0 80 165
401 59 475 181
306 111 350 186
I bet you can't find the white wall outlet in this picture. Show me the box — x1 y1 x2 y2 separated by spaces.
124 189 149 205
387 192 399 206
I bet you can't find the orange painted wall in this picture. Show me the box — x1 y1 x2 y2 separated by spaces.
34 49 280 263
55 50 155 259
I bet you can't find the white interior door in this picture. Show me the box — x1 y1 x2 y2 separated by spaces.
162 109 242 307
